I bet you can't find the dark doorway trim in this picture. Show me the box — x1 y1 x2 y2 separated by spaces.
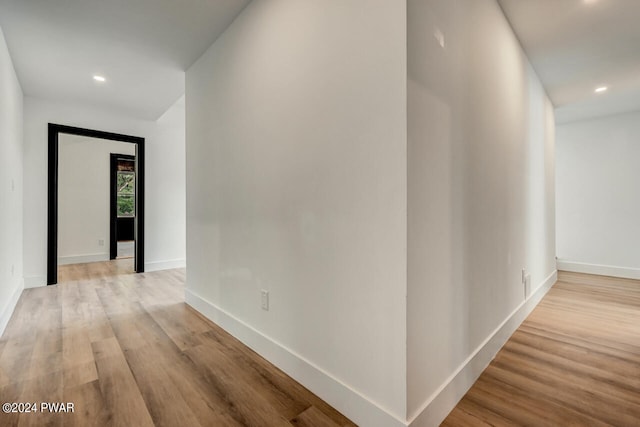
110 154 136 260
47 124 145 285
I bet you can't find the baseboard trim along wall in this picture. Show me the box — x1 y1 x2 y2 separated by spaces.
187 270 557 426
185 288 406 427
0 280 24 337
144 259 186 272
58 253 109 265
408 270 558 427
556 259 640 280
23 275 46 288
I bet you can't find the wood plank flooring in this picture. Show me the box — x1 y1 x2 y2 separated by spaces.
0 261 355 427
442 271 640 426
58 259 135 282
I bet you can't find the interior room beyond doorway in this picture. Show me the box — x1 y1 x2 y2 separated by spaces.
55 132 137 283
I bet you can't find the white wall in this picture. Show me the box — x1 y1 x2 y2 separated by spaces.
23 96 185 286
406 0 556 425
556 111 640 278
146 96 186 270
186 0 407 425
58 135 135 264
0 26 24 335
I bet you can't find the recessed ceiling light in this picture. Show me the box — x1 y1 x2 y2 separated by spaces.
93 75 106 82
595 86 608 93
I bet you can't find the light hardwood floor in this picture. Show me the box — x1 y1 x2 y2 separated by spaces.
0 261 355 426
58 259 135 282
443 271 640 426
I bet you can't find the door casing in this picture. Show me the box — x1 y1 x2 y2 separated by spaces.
47 123 145 285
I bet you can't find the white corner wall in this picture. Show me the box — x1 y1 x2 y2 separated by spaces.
146 96 186 271
185 0 407 425
23 96 185 286
0 26 24 335
406 0 556 425
58 135 135 264
556 111 640 279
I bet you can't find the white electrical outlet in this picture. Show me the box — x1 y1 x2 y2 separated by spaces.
98 239 105 246
522 268 528 298
434 28 445 48
261 290 269 311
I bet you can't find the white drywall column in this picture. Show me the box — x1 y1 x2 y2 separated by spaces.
407 0 556 424
186 0 407 424
186 0 557 425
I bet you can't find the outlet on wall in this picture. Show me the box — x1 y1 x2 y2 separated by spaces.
98 239 105 246
434 28 445 48
261 289 269 311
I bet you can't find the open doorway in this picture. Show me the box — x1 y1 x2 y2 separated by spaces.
110 154 136 260
47 124 145 285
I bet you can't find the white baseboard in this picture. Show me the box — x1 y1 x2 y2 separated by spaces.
24 275 46 288
0 280 24 337
144 259 186 272
185 288 406 427
58 253 109 265
408 270 558 427
556 259 640 280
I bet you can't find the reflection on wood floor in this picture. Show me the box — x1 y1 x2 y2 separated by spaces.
442 271 640 426
58 259 134 283
0 265 355 426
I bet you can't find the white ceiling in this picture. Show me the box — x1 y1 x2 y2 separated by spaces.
498 0 640 124
3 0 637 124
0 0 250 120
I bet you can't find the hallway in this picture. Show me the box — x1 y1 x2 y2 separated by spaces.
443 272 640 425
0 268 354 426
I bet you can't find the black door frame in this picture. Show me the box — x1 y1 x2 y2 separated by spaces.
47 123 145 285
110 154 136 260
